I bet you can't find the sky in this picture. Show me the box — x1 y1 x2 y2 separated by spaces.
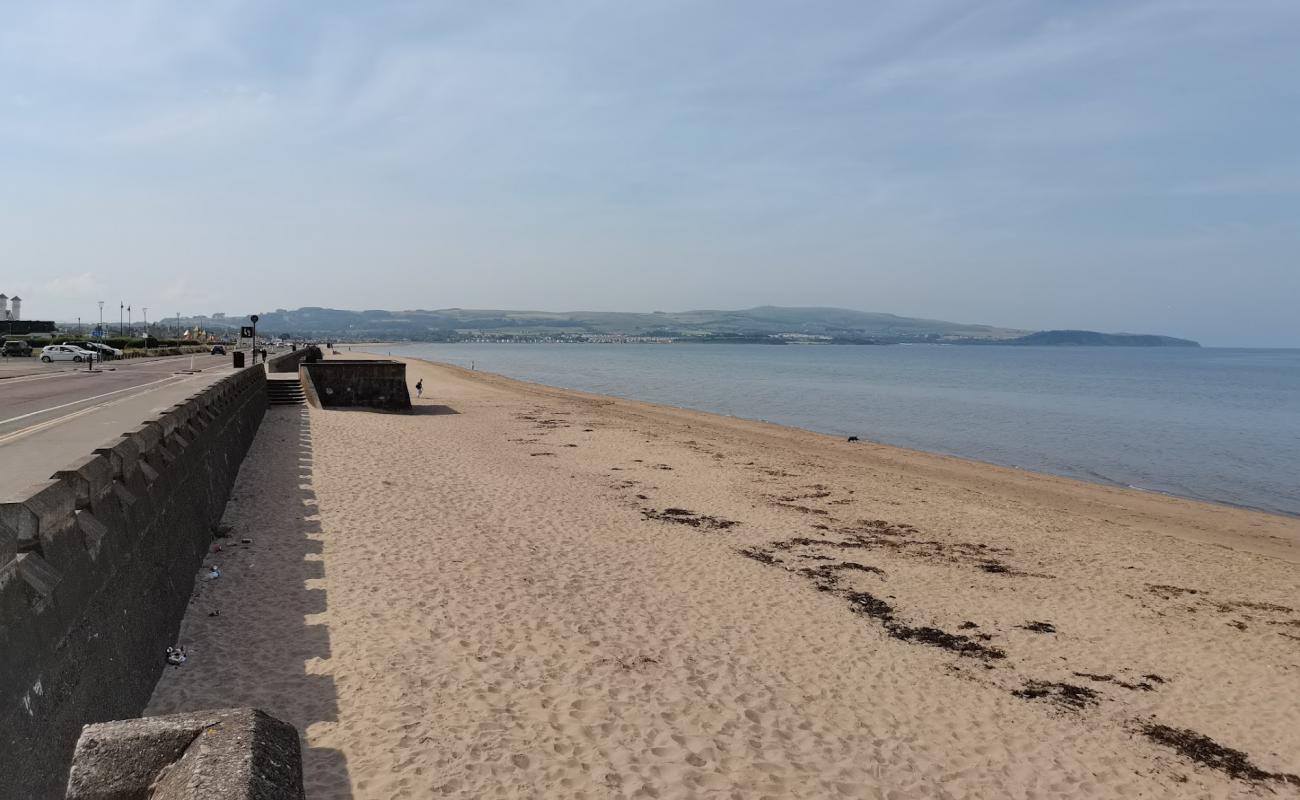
1 1 1297 346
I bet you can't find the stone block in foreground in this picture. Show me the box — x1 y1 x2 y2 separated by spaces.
65 708 304 800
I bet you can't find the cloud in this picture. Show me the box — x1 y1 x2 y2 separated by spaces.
41 271 98 298
0 1 1297 343
158 278 203 306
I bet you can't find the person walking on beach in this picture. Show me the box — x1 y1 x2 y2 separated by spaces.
415 379 423 398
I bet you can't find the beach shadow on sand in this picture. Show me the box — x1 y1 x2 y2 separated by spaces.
318 403 459 416
151 406 353 798
409 403 459 416
281 406 353 798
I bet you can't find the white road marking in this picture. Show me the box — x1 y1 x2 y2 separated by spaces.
0 375 183 427
0 369 88 384
0 371 219 446
0 397 132 445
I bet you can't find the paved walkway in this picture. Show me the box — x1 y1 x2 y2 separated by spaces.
0 354 236 497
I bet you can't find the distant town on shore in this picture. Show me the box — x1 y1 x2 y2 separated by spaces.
53 306 1200 347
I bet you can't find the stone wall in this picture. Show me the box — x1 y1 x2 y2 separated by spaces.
0 366 267 799
266 346 321 374
300 360 411 410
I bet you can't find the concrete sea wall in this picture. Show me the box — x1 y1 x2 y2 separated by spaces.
267 346 322 374
300 360 411 410
0 366 267 799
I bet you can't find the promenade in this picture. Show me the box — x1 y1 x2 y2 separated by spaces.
0 353 232 497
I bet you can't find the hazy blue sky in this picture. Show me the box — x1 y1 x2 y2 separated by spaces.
2 1 1297 345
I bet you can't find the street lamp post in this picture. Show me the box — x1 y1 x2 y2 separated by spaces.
250 315 259 363
119 302 124 336
143 307 149 345
98 301 104 338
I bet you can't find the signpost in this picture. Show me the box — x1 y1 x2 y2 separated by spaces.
239 315 259 361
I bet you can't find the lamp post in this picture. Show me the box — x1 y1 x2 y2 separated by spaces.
143 307 149 345
176 312 181 339
119 302 124 336
98 301 104 338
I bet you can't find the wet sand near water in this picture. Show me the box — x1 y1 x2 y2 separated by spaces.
148 356 1300 799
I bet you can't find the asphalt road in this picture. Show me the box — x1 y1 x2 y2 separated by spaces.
0 354 237 497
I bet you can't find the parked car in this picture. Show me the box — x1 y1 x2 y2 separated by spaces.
63 341 122 360
2 339 33 357
211 344 226 355
40 344 97 363
87 342 122 359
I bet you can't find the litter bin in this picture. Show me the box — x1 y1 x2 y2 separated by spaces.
233 351 245 368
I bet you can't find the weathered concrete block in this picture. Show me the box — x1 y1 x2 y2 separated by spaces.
0 479 78 553
94 437 141 482
14 551 62 602
153 440 178 466
0 517 16 568
76 511 108 560
65 708 304 800
138 460 160 486
125 423 163 460
54 454 115 510
155 408 180 439
112 481 138 511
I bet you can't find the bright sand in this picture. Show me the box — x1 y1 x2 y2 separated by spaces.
147 356 1300 799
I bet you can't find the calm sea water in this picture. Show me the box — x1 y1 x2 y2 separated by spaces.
376 343 1300 517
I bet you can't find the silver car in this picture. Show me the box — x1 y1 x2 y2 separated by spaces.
66 341 122 359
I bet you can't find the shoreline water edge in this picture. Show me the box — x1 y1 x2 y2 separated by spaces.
146 352 1300 799
369 343 1300 520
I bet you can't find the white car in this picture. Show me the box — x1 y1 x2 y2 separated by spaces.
40 344 97 363
66 341 122 359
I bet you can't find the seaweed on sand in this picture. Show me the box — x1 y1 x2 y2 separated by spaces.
738 548 780 565
1141 723 1300 786
888 625 1006 659
843 591 1007 659
641 507 739 530
1013 680 1099 710
1019 621 1057 634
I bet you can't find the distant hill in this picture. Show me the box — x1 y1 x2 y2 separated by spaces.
175 306 1198 347
233 305 1028 342
991 330 1200 348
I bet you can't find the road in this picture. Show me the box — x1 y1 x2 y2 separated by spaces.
0 354 237 497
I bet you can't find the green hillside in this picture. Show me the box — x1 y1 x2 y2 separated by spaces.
172 306 1196 346
237 306 1028 341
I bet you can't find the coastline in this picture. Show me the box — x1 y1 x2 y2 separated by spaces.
370 343 1299 520
148 354 1300 798
401 355 1300 562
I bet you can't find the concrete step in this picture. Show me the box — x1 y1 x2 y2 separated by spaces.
267 378 306 406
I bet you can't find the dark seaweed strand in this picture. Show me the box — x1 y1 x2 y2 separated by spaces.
1142 723 1300 786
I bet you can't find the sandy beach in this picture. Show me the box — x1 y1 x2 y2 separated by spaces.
148 355 1300 799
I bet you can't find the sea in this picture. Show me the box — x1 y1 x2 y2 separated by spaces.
373 343 1300 517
